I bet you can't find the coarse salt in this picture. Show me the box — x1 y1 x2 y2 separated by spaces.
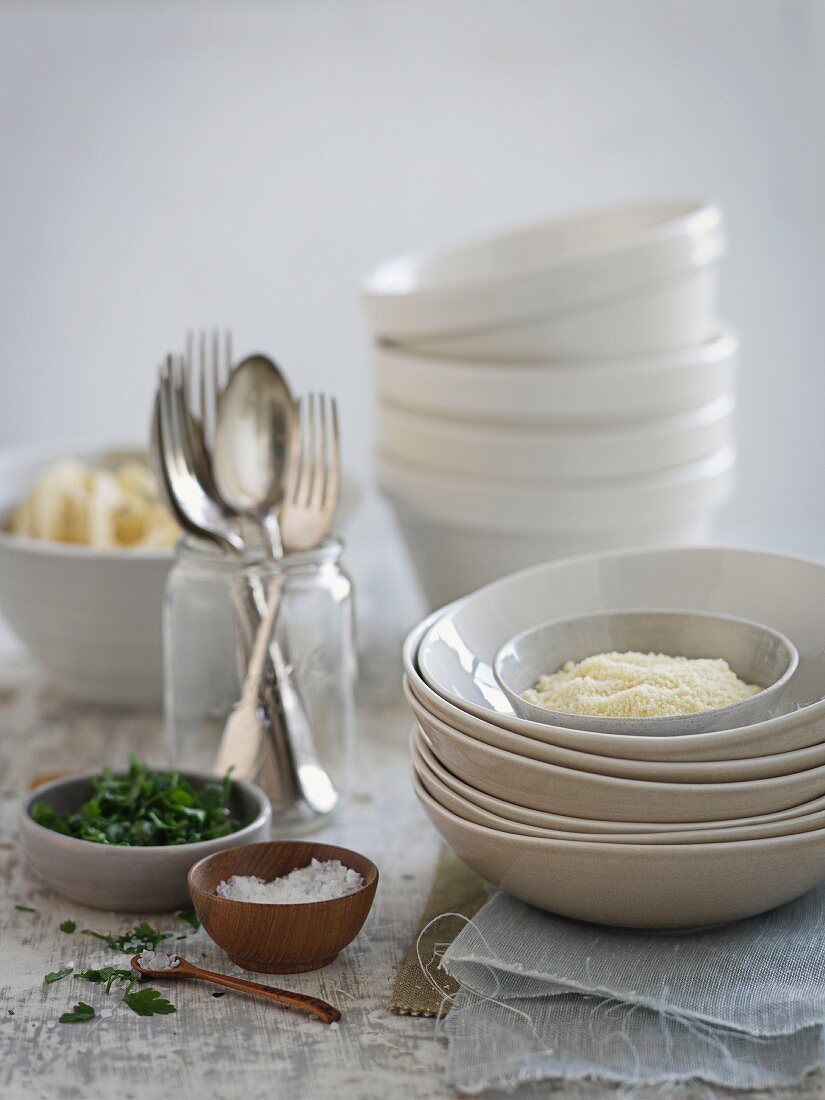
137 950 180 971
217 859 365 904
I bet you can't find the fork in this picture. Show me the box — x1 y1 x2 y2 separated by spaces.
158 351 297 810
280 393 340 553
261 394 341 816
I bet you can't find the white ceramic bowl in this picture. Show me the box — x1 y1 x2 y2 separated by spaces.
388 498 712 609
20 769 272 911
0 440 361 705
418 714 825 823
378 394 735 480
363 199 723 346
413 738 825 845
378 446 735 532
373 331 737 425
0 440 173 704
494 610 797 736
393 267 719 359
415 546 825 762
413 724 825 834
413 772 825 929
404 676 825 784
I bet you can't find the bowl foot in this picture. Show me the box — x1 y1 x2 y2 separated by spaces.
228 952 340 974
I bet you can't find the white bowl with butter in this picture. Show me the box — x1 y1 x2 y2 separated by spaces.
0 439 360 705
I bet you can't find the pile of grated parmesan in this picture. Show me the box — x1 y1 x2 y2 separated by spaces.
216 859 365 904
524 650 761 719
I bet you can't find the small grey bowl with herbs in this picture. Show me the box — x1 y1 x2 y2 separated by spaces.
20 761 271 911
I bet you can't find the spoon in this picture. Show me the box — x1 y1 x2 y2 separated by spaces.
213 354 295 558
130 954 341 1025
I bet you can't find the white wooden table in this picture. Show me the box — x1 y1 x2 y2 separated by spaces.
0 499 456 1098
0 499 820 1100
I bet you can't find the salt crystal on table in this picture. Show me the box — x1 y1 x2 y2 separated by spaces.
216 859 365 904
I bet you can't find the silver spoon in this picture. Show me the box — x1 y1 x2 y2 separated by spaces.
213 354 295 558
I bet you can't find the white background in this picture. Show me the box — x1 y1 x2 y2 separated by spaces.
1 0 824 558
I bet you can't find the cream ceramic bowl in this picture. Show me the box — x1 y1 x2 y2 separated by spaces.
378 446 735 533
0 440 173 704
363 199 723 350
419 716 825 823
20 769 272 911
0 439 361 704
413 773 825 929
413 725 825 835
404 676 825 784
493 610 797 736
378 394 735 480
413 739 825 845
373 331 737 425
389 503 712 609
415 546 825 762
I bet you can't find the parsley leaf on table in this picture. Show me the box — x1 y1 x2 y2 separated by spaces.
59 919 76 934
81 921 163 953
44 967 73 984
14 905 36 913
76 966 139 995
30 757 241 847
175 909 201 931
59 1002 95 1024
122 987 176 1017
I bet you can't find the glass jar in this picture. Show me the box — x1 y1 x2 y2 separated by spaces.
163 536 356 833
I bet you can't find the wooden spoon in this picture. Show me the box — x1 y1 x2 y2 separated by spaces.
130 953 341 1024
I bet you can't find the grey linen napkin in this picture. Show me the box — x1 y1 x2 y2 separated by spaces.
438 888 825 1094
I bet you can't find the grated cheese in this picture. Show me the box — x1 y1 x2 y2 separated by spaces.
524 650 760 719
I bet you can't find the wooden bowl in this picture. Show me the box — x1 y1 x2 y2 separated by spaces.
188 841 379 974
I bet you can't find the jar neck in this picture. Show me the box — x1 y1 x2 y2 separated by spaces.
175 535 344 576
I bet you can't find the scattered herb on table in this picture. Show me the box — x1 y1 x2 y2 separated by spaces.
44 967 73 984
30 757 241 846
59 1002 95 1024
76 966 140 995
14 904 36 913
81 921 164 954
122 987 176 1017
175 909 201 931
59 919 76 934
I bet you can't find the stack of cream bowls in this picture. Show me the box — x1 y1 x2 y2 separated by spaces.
403 545 825 930
363 199 737 608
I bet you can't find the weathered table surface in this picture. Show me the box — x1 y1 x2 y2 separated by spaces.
1 499 821 1100
0 498 467 1100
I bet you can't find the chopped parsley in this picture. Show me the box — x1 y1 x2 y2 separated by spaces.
59 1002 95 1024
59 919 76 934
44 967 73 984
14 904 36 913
30 758 241 846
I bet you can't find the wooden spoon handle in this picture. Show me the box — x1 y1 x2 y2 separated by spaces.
182 962 341 1024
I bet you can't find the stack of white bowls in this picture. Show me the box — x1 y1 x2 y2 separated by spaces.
404 545 825 930
363 199 737 608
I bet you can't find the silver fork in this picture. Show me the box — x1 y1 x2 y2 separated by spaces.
263 393 341 817
182 330 235 515
159 350 297 810
281 393 340 552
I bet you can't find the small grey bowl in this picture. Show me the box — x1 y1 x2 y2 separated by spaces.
493 610 799 737
19 769 272 911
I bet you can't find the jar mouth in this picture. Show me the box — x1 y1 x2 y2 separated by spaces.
176 534 344 572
